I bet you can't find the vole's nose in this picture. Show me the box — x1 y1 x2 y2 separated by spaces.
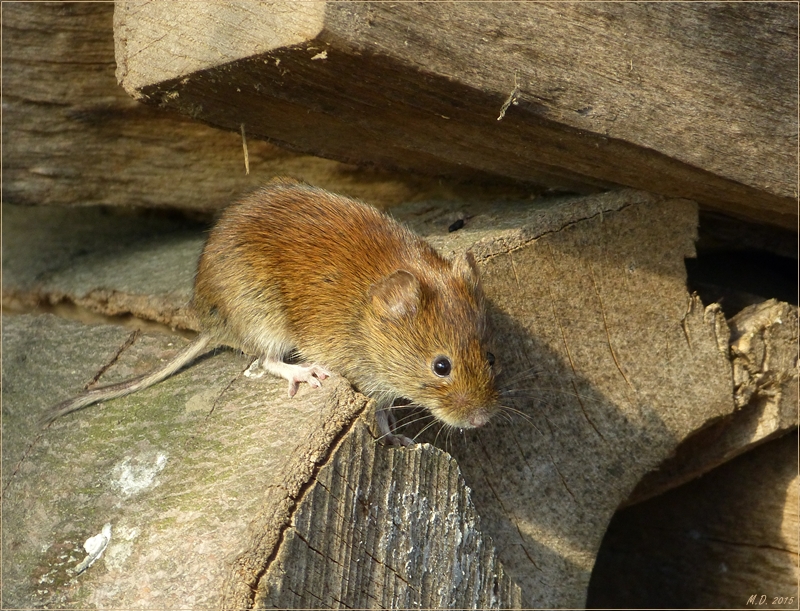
468 409 492 428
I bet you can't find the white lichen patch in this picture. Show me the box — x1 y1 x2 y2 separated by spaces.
75 523 111 574
111 452 168 496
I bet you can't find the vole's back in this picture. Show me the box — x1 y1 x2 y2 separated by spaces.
193 181 447 367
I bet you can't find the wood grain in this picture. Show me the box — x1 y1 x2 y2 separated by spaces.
116 1 798 227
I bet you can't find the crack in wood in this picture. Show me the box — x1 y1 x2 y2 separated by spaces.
1 430 46 498
84 329 140 389
361 547 418 592
478 201 635 262
545 272 606 442
295 530 342 566
330 594 355 609
547 450 576 503
589 261 634 394
508 250 521 290
477 436 542 571
206 358 246 419
304 477 357 531
227 390 369 610
701 535 797 556
510 428 538 480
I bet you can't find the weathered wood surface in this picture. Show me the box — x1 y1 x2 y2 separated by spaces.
627 298 799 505
1 2 503 211
248 414 521 609
588 431 799 609
416 192 734 606
6 189 796 607
1 205 204 330
3 314 519 608
115 1 797 228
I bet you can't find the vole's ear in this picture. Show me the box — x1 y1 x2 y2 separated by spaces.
369 270 421 320
452 251 480 286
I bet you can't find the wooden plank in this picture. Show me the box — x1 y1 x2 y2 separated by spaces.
588 433 799 609
431 192 735 607
115 1 797 227
627 299 799 505
2 2 499 211
0 315 368 608
243 415 522 609
1 204 204 331
4 189 796 607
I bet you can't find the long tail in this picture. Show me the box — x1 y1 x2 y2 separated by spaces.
40 333 216 427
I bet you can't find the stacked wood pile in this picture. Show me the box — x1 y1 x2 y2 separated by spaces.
2 2 797 609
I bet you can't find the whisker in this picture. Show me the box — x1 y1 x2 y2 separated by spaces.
497 365 547 386
394 413 434 433
440 425 450 454
498 403 543 435
413 418 441 443
390 407 429 428
499 403 533 419
446 425 459 455
433 422 445 449
501 386 608 407
497 411 514 425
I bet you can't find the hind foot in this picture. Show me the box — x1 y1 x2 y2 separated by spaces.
247 357 330 397
376 408 414 447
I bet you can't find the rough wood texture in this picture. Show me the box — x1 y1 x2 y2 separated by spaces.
421 193 735 607
2 2 506 211
1 314 518 609
588 432 799 609
0 314 361 607
4 190 797 607
248 415 521 609
627 298 799 505
115 1 797 227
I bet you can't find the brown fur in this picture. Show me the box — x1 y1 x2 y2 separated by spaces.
193 179 498 428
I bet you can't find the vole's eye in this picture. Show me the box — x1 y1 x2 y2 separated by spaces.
487 352 495 366
432 356 452 377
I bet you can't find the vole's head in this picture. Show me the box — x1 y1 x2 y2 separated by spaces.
363 251 499 429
